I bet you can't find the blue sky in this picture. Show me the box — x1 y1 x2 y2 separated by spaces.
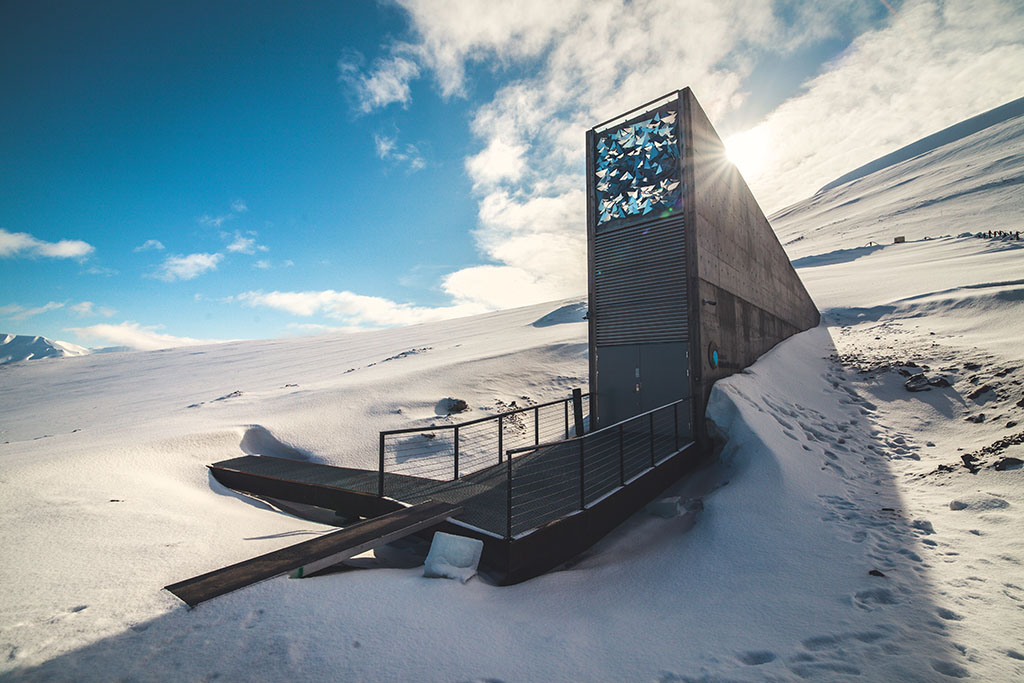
2 0 1021 349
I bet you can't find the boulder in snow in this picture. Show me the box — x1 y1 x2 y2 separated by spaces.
904 373 930 392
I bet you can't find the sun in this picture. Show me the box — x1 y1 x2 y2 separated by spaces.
724 126 770 180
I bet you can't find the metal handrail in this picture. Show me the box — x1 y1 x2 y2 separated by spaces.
590 89 680 132
505 397 689 456
379 393 591 436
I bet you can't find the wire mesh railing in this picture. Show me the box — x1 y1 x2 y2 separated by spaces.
505 398 692 537
378 393 591 496
374 392 693 540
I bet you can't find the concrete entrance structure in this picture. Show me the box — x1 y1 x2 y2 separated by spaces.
586 88 819 445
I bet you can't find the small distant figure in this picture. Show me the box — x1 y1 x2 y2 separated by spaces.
893 235 905 244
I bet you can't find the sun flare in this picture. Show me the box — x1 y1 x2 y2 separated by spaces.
724 127 771 180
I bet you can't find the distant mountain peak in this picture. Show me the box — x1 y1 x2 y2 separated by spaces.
0 334 90 364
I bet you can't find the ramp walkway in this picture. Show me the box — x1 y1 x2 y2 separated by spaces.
209 395 698 583
165 500 461 607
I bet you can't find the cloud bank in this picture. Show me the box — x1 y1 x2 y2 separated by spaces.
0 228 94 260
237 289 486 328
68 322 223 351
336 0 1022 319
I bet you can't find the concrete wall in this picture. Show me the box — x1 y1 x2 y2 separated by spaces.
682 89 820 441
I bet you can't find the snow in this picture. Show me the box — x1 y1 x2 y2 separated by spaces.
0 334 90 364
2 108 1024 680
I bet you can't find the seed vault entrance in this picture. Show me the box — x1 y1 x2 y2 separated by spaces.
586 88 820 444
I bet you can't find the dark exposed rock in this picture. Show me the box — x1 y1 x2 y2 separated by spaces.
994 457 1023 471
967 384 993 400
869 569 886 577
1009 421 1019 429
965 414 985 423
443 398 469 414
964 362 982 370
904 373 931 392
928 377 951 387
960 454 981 473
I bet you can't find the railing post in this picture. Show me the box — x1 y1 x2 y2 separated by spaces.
572 388 585 437
619 423 625 485
579 438 586 509
378 432 385 498
497 415 504 464
674 401 679 451
564 399 569 439
506 449 513 539
453 425 460 481
534 406 540 445
649 412 655 467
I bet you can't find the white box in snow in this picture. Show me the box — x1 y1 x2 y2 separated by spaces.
423 531 484 583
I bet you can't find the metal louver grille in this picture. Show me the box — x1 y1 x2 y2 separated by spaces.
593 215 688 345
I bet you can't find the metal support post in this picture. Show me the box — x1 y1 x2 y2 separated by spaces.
579 439 586 509
649 412 655 466
378 432 385 498
453 425 460 481
619 423 625 485
497 415 504 464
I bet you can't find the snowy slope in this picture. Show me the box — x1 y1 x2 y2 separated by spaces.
2 108 1024 681
771 98 1024 260
0 334 89 364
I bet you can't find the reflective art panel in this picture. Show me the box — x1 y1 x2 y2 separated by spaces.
594 108 681 226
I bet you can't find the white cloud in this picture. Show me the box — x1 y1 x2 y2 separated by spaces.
237 289 486 327
154 253 223 282
199 199 248 228
226 232 255 254
70 301 116 318
731 0 1024 211
340 0 1024 314
0 228 94 260
83 265 118 276
2 301 65 321
374 134 426 172
254 260 271 270
67 322 223 351
199 214 231 228
285 322 368 334
134 239 165 252
465 137 527 189
340 53 421 112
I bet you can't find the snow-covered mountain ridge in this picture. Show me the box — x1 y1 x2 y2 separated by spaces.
0 333 89 364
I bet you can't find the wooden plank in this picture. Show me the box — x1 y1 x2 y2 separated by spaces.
165 500 461 607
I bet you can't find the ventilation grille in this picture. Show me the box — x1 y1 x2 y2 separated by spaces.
593 215 688 345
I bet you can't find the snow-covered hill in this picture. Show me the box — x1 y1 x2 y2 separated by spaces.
0 334 89 364
1 106 1023 681
771 96 1024 260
